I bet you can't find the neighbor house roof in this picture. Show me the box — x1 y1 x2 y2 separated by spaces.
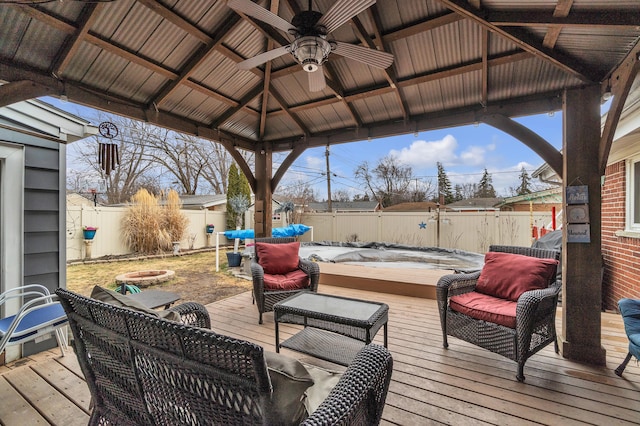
0 98 97 143
308 201 380 212
179 194 227 210
446 198 503 211
496 188 562 208
383 201 440 212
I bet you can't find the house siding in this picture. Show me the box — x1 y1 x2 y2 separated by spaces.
1 130 63 356
601 160 640 310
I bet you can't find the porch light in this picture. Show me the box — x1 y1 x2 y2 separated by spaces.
291 36 333 73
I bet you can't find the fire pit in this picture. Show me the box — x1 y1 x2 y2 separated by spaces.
115 270 175 288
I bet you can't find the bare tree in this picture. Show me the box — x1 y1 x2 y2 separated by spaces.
332 189 351 202
354 155 415 207
144 132 209 195
67 115 159 204
200 141 243 194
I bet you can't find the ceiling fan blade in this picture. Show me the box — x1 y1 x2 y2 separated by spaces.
227 0 294 33
237 45 290 69
308 67 326 92
318 0 376 33
333 41 394 69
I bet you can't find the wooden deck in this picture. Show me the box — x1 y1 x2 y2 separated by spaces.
1 284 639 425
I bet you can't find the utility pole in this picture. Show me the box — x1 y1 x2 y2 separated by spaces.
325 146 332 212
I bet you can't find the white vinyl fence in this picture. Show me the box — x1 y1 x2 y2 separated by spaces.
299 210 556 254
68 204 556 260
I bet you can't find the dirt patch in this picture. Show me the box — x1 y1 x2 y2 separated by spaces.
66 250 252 306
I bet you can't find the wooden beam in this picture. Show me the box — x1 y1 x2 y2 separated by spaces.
488 10 640 29
480 113 563 176
52 3 103 76
437 0 594 82
210 85 263 129
383 12 463 43
267 91 564 151
152 13 242 106
543 0 573 49
0 80 58 107
272 143 308 191
599 44 640 173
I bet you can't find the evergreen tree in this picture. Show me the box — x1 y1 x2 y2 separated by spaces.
226 164 241 229
475 168 497 198
238 168 251 228
453 184 463 202
516 167 532 196
436 162 454 204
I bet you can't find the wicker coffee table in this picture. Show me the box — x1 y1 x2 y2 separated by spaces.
274 292 388 366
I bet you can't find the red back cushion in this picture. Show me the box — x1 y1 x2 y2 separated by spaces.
256 241 300 274
475 252 558 301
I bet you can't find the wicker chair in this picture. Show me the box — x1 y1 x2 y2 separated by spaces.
56 288 393 425
437 245 561 382
615 298 640 377
252 237 320 324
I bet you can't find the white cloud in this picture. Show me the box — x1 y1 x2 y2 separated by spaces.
389 134 458 167
305 155 324 169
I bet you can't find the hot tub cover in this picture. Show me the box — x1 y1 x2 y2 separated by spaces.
224 224 311 240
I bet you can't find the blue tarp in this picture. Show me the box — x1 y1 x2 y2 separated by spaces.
223 224 311 240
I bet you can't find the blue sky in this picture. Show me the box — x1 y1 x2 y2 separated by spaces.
47 96 566 198
280 112 565 199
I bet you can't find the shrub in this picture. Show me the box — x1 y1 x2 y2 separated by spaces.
122 189 171 253
163 189 188 242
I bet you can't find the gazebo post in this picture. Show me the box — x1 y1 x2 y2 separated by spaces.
254 149 273 238
560 85 606 365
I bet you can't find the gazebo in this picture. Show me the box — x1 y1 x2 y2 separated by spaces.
1 0 639 368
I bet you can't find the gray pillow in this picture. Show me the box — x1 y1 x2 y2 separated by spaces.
264 351 314 425
90 286 182 322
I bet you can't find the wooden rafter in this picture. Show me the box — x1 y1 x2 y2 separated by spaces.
51 3 103 76
543 0 573 49
437 0 594 82
488 10 640 29
599 43 640 173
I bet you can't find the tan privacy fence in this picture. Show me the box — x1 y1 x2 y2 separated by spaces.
67 206 555 260
298 210 556 254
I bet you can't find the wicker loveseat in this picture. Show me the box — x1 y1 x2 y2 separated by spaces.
251 237 320 324
437 245 560 382
56 288 393 425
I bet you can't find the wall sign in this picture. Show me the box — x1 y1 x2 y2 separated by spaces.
566 184 590 243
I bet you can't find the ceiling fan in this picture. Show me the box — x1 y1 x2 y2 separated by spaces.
227 0 394 92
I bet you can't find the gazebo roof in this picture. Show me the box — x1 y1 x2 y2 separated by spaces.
1 0 639 155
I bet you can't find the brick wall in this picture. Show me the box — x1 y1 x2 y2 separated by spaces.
601 160 640 310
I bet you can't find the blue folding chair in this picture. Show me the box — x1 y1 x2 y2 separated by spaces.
615 298 640 377
0 284 68 359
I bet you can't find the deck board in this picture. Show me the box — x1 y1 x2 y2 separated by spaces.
1 283 639 426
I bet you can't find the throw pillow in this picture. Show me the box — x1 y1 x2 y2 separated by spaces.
475 252 558 301
256 241 300 275
264 351 314 425
90 286 182 322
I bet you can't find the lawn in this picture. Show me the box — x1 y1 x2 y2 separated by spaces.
66 250 252 306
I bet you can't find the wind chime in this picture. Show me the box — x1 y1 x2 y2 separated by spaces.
97 121 120 175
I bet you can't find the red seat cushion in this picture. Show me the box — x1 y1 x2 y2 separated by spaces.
449 291 517 328
256 242 300 274
475 252 558 301
264 269 310 291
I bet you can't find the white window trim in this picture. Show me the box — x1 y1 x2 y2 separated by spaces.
625 153 640 233
0 141 25 362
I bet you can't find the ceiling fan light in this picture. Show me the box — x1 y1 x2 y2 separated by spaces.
292 36 332 73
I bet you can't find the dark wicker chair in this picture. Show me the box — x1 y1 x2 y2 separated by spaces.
436 245 561 382
56 288 393 425
252 237 320 324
